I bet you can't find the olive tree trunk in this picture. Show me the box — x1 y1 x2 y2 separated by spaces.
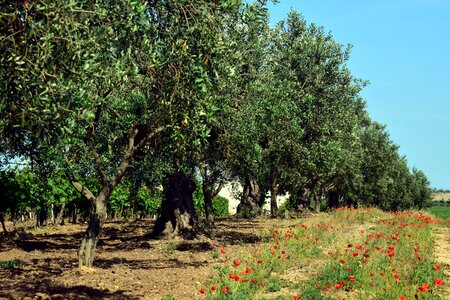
314 189 324 213
78 189 109 268
270 182 279 218
236 176 261 218
55 203 66 225
296 187 310 211
153 172 197 239
0 211 7 234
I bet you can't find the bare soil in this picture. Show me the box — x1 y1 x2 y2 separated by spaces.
0 217 301 300
1 215 448 300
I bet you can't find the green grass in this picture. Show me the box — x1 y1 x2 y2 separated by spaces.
0 259 24 268
427 206 450 220
198 208 448 300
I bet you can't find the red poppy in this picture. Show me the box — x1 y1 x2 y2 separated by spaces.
394 274 400 279
340 259 346 264
258 259 263 264
434 264 441 270
293 296 301 300
220 249 225 254
281 257 286 262
352 252 358 257
198 289 205 294
211 285 216 291
233 260 240 266
349 275 355 282
348 243 353 248
246 267 252 274
335 284 342 289
399 296 406 300
434 278 443 286
417 283 429 292
281 250 286 255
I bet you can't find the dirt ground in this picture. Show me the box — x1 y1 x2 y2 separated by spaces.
0 217 302 300
1 215 448 300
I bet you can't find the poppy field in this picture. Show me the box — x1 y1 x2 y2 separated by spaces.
198 207 449 299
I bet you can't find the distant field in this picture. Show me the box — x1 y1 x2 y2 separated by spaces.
432 192 450 202
427 206 450 220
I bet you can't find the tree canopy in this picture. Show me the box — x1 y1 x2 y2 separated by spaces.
0 0 432 267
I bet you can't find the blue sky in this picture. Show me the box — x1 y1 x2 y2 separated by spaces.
268 0 450 189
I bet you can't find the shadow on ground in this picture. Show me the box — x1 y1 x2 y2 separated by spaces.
0 277 139 300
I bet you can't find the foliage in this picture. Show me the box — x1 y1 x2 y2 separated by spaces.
0 0 435 230
193 187 230 217
212 196 231 217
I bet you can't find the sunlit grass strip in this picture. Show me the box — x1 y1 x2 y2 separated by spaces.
301 209 446 299
197 208 447 300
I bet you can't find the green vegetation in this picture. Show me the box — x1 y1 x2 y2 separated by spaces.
427 206 450 220
202 208 447 299
0 0 435 268
0 260 24 268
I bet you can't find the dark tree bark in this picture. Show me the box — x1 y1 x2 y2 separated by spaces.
55 203 66 225
236 176 261 218
200 164 225 227
0 211 7 234
70 204 78 224
327 189 340 209
153 171 197 239
203 189 214 226
314 189 324 213
78 188 109 268
296 187 310 211
270 182 279 218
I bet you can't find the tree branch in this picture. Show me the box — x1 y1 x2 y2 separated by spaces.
110 125 167 188
65 169 96 203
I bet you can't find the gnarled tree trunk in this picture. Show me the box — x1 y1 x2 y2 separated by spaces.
0 211 7 234
314 188 324 213
296 187 310 212
236 176 261 218
55 203 66 225
327 189 340 209
203 189 215 227
153 172 197 239
200 164 225 228
270 182 279 218
78 188 109 268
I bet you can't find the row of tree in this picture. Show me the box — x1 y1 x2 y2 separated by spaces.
1 0 431 267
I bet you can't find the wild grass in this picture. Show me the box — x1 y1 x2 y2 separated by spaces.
427 206 450 220
197 208 448 299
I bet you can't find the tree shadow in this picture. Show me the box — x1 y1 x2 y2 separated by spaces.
93 257 208 270
213 230 262 245
175 241 213 252
0 277 139 300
